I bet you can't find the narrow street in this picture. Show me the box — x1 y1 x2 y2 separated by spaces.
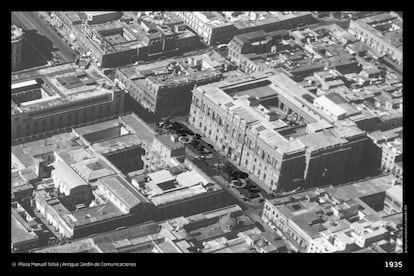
161 117 298 251
12 11 76 62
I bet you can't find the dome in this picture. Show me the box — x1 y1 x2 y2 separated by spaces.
219 214 237 232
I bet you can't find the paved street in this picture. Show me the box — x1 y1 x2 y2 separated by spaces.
155 117 300 251
12 11 76 62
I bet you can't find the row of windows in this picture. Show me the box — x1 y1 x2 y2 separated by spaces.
197 100 224 126
14 104 117 138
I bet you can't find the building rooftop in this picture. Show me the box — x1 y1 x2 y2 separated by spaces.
268 174 396 246
156 134 184 151
314 95 347 118
85 11 119 17
37 189 125 227
298 130 346 151
71 157 116 182
352 12 402 51
11 63 117 115
118 51 223 89
92 134 143 155
99 175 150 210
330 174 395 201
191 11 233 27
84 13 194 54
232 11 312 30
120 114 156 145
139 168 221 206
11 213 39 245
11 25 23 41
52 158 89 190
386 185 402 203
35 238 97 253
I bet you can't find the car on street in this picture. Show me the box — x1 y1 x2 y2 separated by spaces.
230 170 249 179
198 153 213 160
206 143 214 149
193 134 202 139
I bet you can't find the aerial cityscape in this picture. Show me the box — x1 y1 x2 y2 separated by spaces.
11 11 403 254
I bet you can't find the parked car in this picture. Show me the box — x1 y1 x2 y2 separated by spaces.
206 143 214 149
199 153 213 160
230 170 249 179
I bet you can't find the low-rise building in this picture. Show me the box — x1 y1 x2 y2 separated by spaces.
15 114 235 241
142 134 185 171
381 138 402 180
384 185 402 214
261 174 402 252
73 113 155 175
114 51 223 119
76 12 198 67
130 163 235 221
348 12 402 65
34 203 282 253
176 11 314 45
11 208 39 253
11 63 124 142
35 221 162 253
158 204 277 253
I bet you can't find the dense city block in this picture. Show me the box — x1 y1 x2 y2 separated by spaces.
11 11 403 254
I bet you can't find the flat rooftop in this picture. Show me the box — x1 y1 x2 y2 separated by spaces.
36 189 124 227
99 175 150 209
140 168 221 206
71 157 116 181
12 132 85 169
198 71 341 155
233 11 312 30
119 114 156 145
352 12 402 50
191 11 232 27
156 134 184 151
230 84 278 100
11 213 39 245
329 174 395 201
92 134 143 155
119 52 222 88
11 63 117 115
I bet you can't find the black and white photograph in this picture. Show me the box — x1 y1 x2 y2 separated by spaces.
9 9 407 271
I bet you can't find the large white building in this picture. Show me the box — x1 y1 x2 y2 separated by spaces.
189 70 376 193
